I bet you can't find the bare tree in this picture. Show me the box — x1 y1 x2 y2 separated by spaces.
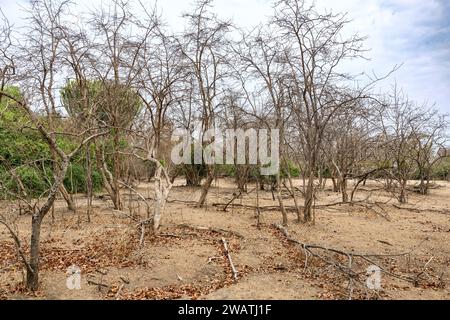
323 103 379 203
88 0 144 210
22 0 77 212
132 9 183 231
377 86 424 203
180 0 231 207
0 0 107 290
409 108 448 195
234 26 289 225
58 12 98 222
0 8 14 104
273 0 385 222
0 90 104 290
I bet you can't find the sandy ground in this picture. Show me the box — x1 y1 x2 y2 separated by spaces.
0 178 449 300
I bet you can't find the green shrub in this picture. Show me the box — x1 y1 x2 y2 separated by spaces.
0 129 50 167
64 163 103 194
13 166 49 197
432 158 450 180
1 85 105 197
281 162 300 178
217 164 236 177
64 163 85 193
288 163 300 178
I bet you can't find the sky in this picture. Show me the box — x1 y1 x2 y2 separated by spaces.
1 0 449 114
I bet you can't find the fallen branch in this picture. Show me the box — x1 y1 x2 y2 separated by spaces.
112 210 139 222
207 256 222 264
159 233 185 238
273 224 421 289
392 204 450 215
359 203 391 222
414 257 434 287
115 284 124 300
87 279 109 289
120 275 130 284
221 237 238 281
167 199 198 205
378 240 393 246
222 188 257 212
274 224 359 278
223 190 243 212
212 200 369 213
177 224 244 239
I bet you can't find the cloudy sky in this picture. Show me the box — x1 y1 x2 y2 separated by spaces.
1 0 449 114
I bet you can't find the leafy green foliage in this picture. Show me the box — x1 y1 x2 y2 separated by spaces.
61 80 142 128
60 80 103 120
432 158 450 180
283 162 300 178
0 86 105 198
64 163 103 194
0 165 52 197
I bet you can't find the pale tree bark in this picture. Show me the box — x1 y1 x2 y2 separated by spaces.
151 160 172 232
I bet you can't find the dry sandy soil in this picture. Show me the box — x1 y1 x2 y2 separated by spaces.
0 178 449 300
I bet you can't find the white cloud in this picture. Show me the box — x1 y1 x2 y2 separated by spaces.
318 0 450 112
1 0 449 113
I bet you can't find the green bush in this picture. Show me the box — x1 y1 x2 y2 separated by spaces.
288 163 300 178
281 162 300 178
19 166 49 195
7 166 50 197
64 163 103 194
0 128 50 167
217 164 236 177
64 163 85 193
432 158 450 180
1 85 105 197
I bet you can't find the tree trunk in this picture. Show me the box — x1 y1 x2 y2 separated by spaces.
59 185 76 212
331 177 339 192
153 165 163 232
303 173 315 222
185 165 202 186
95 145 121 210
112 129 122 211
49 114 75 213
26 214 43 291
419 179 426 195
399 179 408 203
418 169 430 195
317 167 325 190
276 172 288 226
197 166 214 207
285 164 302 223
255 178 261 228
151 159 173 232
236 165 249 193
25 159 70 291
85 143 93 222
321 177 327 189
341 177 348 203
424 175 430 195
